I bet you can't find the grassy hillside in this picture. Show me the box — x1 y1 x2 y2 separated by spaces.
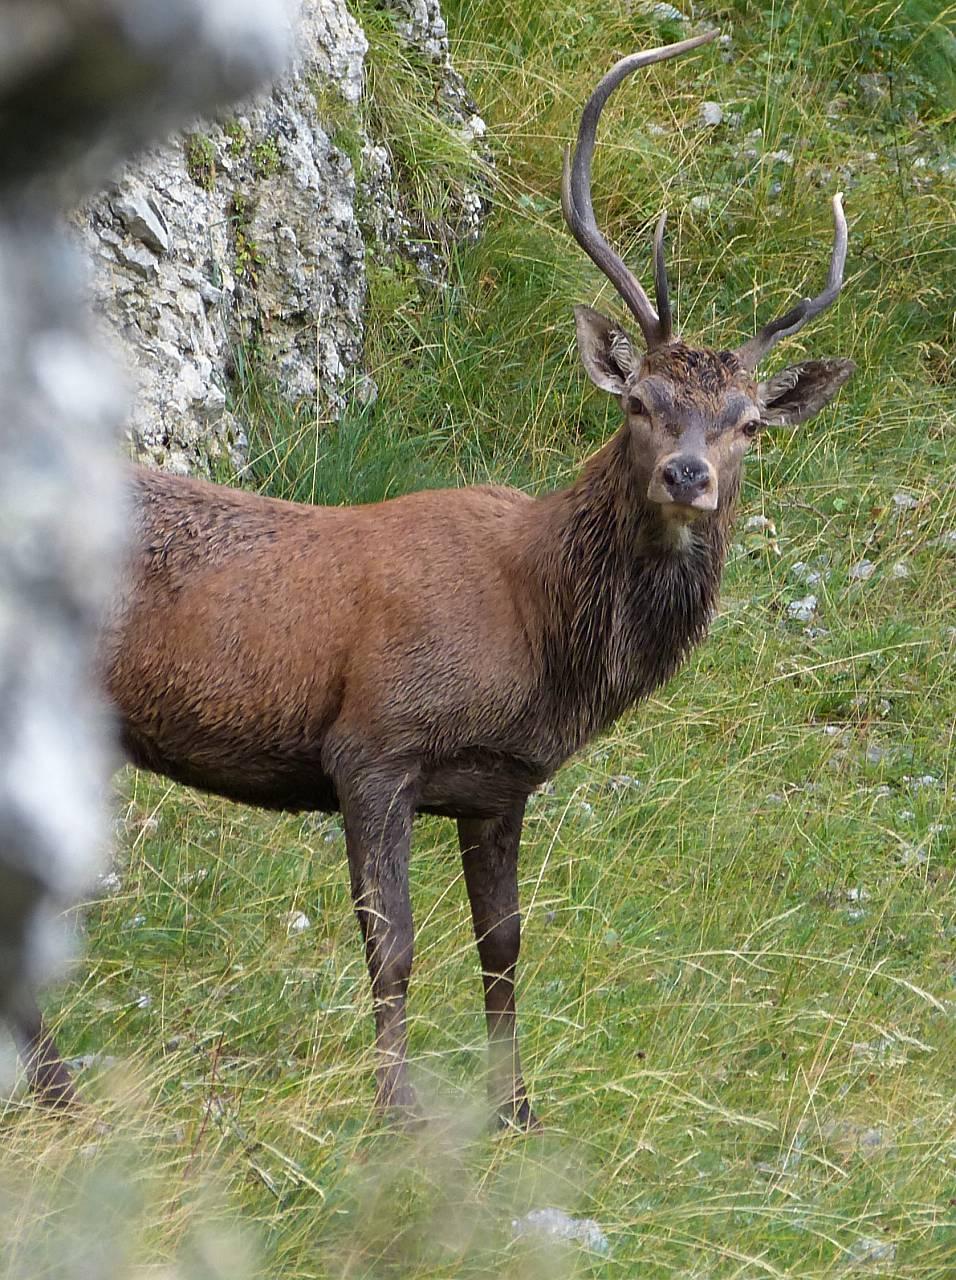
4 2 955 1278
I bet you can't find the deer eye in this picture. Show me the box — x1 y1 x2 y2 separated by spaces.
741 419 761 438
628 395 648 417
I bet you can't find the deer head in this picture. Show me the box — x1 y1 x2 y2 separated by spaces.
564 32 855 524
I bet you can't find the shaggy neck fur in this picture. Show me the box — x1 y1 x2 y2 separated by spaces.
527 426 740 754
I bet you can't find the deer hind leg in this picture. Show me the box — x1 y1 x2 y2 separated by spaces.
340 773 418 1121
7 993 78 1109
458 801 538 1131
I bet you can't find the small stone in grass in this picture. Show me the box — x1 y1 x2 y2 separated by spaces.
904 774 939 790
65 1053 118 1073
512 1208 610 1256
607 774 641 793
786 594 817 623
891 491 918 510
699 101 723 127
651 1 687 21
285 910 311 934
898 843 928 868
849 559 876 581
930 530 956 549
859 1127 887 1151
890 561 910 579
846 1236 896 1268
791 561 825 586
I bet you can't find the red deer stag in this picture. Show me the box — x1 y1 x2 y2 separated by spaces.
10 30 854 1127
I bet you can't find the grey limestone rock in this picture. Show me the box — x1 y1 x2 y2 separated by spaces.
512 1208 610 1256
78 0 487 473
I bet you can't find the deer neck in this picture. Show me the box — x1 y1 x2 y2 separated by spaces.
526 426 739 748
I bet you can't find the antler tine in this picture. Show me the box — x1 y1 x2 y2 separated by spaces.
562 30 717 349
736 192 849 371
653 209 672 341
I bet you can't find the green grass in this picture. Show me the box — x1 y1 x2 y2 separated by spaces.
4 2 956 1277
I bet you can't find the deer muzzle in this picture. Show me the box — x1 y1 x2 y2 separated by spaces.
647 453 718 515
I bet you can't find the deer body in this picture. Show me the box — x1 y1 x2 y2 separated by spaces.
107 416 733 823
90 383 738 1124
14 32 855 1124
108 468 544 818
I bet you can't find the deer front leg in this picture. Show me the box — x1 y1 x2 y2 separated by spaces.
458 800 538 1131
339 774 418 1120
7 993 78 1109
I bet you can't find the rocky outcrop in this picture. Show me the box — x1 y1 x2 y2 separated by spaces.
77 0 486 474
0 0 287 1022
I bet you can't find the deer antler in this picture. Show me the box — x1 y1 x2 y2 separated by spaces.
562 31 717 349
735 193 848 371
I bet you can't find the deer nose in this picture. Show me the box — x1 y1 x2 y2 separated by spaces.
661 455 713 504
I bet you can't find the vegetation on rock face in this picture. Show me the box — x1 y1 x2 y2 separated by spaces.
251 136 283 180
184 132 217 191
311 78 366 174
223 117 249 159
349 0 487 241
230 194 265 287
6 3 955 1278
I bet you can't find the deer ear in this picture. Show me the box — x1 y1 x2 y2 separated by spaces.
574 305 637 395
758 357 856 427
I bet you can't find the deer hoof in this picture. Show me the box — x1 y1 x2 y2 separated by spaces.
496 1097 542 1133
34 1069 80 1112
379 1081 424 1132
30 1059 81 1111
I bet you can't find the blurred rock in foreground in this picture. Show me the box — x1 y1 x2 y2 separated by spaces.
0 0 289 1030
